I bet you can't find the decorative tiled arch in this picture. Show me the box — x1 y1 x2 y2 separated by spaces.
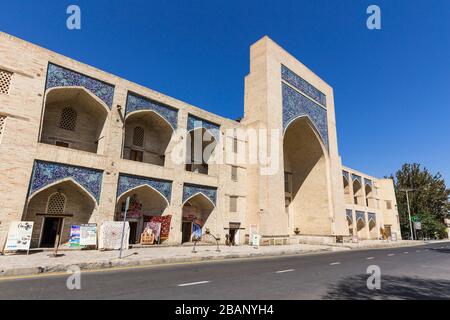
183 183 217 206
346 209 353 223
29 161 103 203
356 211 366 222
343 171 350 182
187 114 221 141
46 63 115 108
368 212 376 223
125 92 178 129
282 83 329 149
352 174 362 185
364 178 373 187
116 174 172 204
281 65 326 106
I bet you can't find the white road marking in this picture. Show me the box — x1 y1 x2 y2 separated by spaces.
329 262 341 266
366 257 375 260
387 253 395 256
177 281 211 287
275 269 295 274
404 251 409 254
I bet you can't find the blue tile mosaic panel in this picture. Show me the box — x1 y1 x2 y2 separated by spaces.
281 65 326 106
125 92 178 129
352 174 362 185
356 211 366 222
282 83 329 149
117 174 172 203
346 209 353 222
29 161 103 203
187 114 221 141
343 171 350 182
46 63 115 108
368 212 376 222
364 178 373 187
183 183 217 206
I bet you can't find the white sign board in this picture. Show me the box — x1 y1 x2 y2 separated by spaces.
414 222 422 230
391 232 398 241
80 224 97 246
5 221 34 252
251 234 261 248
99 221 129 250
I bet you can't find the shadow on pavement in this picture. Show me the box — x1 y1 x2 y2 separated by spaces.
322 274 450 300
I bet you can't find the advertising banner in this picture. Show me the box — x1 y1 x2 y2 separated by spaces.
68 225 81 247
5 221 34 252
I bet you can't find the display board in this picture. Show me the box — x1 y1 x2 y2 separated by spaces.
80 224 97 246
68 225 81 247
99 221 129 250
4 221 34 252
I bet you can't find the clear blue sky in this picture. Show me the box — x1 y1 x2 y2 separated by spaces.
2 0 449 181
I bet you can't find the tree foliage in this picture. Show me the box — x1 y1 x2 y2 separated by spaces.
390 163 450 239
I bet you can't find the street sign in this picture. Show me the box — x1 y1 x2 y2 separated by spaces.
414 222 422 230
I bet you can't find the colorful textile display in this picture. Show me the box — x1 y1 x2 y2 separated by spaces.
192 223 202 240
144 215 172 240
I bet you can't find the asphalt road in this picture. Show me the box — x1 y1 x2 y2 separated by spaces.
1 242 450 300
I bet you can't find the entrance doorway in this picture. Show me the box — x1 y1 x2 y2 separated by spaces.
40 217 63 248
182 221 192 243
129 221 138 244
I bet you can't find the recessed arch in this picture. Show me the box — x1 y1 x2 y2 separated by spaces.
40 86 109 154
123 110 174 166
181 192 216 243
284 115 331 236
284 115 328 155
116 184 170 207
353 179 362 205
185 127 217 175
28 177 98 206
182 192 216 208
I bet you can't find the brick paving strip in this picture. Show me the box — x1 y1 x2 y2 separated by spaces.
0 240 435 277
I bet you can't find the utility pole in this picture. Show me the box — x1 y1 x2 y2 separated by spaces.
399 188 416 240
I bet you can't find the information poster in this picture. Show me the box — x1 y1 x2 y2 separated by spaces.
68 225 81 247
5 221 34 252
80 224 97 246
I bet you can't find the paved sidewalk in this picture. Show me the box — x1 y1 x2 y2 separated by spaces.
0 239 437 278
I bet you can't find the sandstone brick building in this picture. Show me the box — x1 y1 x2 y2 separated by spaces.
0 32 401 249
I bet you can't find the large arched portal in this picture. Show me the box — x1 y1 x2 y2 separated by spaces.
40 87 109 154
123 111 173 166
25 179 97 248
185 128 217 175
115 185 170 244
284 117 331 236
181 193 215 243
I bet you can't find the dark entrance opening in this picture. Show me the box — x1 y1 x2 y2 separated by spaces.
40 217 63 248
182 221 192 243
129 221 138 244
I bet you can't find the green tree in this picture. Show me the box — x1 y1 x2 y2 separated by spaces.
389 163 450 239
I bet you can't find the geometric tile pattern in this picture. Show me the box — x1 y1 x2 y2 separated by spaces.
117 173 172 204
346 209 353 222
187 114 221 141
46 63 115 108
183 183 217 206
282 83 329 149
368 212 376 222
125 92 178 129
352 174 362 185
281 65 326 106
356 211 366 222
29 161 103 203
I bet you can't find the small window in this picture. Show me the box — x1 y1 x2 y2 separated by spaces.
233 138 238 153
284 172 292 193
230 196 238 213
130 149 143 162
47 192 66 215
231 166 238 181
55 141 69 148
133 126 145 147
59 107 77 131
0 115 6 143
0 69 13 95
386 200 392 210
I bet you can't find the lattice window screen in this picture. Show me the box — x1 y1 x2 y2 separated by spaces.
133 126 144 147
59 107 77 131
47 193 66 215
0 70 13 95
0 116 6 143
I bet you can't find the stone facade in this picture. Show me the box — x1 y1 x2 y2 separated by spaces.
0 32 401 249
